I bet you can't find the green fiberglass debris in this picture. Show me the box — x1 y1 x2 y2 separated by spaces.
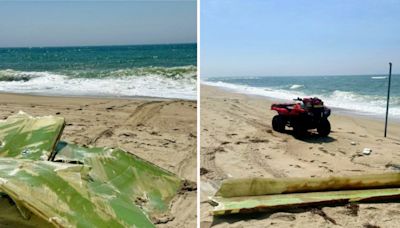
211 173 400 215
0 112 183 227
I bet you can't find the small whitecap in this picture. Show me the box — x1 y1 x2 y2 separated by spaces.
289 84 304 89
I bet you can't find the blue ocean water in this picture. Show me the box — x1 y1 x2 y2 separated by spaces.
0 44 197 99
204 75 400 118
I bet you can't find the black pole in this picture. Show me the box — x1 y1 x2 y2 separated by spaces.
384 62 392 137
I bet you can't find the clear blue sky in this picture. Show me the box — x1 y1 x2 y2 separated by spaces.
0 1 196 47
201 0 400 77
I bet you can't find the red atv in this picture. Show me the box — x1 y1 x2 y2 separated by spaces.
271 97 331 137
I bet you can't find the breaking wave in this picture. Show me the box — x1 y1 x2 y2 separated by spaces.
0 66 197 100
0 66 196 81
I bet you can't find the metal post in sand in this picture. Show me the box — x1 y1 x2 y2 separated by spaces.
384 62 392 137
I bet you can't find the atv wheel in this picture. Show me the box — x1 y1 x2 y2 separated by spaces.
317 119 331 137
292 121 307 138
272 115 285 132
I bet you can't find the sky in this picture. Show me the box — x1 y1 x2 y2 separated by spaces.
201 0 400 77
0 0 196 47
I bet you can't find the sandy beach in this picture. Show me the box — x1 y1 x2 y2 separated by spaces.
0 93 197 228
201 85 400 228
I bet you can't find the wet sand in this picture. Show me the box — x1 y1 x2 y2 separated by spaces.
0 92 197 228
201 85 400 228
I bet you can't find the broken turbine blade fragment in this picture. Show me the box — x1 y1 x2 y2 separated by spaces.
0 112 183 227
212 188 400 215
215 173 400 197
212 173 400 215
0 111 65 160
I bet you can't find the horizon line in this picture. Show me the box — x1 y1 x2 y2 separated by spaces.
0 42 197 49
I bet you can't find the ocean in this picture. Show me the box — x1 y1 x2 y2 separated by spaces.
0 43 197 100
204 75 400 119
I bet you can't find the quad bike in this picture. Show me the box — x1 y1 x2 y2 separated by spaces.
271 97 331 137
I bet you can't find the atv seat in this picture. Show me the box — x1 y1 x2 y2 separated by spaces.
271 103 305 116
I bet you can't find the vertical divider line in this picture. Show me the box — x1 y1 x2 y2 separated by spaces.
196 0 201 227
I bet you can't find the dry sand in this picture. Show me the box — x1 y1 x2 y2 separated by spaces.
0 92 197 228
201 85 400 228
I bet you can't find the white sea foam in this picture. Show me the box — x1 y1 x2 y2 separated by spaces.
289 84 304 89
371 76 387 79
0 71 196 100
203 80 400 118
